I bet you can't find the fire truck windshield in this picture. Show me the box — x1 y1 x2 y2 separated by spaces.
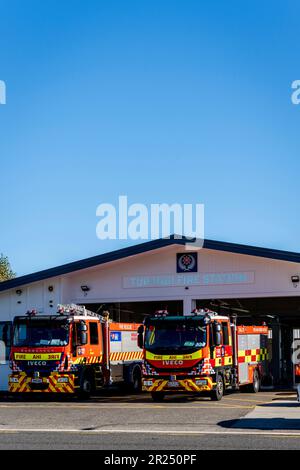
145 320 207 353
13 318 69 347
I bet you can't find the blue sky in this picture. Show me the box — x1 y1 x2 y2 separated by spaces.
1 0 300 276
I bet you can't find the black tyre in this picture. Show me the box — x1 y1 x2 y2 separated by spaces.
151 392 165 402
132 367 142 393
249 370 260 393
210 375 224 401
78 373 93 399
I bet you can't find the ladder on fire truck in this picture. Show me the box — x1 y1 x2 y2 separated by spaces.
57 304 108 323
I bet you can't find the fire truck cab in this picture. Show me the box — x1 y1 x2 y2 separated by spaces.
138 309 269 401
9 304 143 397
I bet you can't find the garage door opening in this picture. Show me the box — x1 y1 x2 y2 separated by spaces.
196 296 300 387
83 300 183 323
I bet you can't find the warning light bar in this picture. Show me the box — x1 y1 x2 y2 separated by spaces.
154 310 169 317
191 308 216 315
26 309 37 316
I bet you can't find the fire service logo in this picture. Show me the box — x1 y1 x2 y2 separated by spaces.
176 253 198 273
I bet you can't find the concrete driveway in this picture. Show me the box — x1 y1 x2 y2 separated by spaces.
0 390 299 449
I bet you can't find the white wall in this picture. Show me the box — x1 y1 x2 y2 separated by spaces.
61 246 300 306
0 277 62 321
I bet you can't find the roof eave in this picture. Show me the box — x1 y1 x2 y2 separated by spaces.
1 235 300 293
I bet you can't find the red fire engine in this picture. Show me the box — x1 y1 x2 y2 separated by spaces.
138 309 269 401
9 304 142 397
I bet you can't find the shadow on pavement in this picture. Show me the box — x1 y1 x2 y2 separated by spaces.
219 418 300 430
0 391 213 404
0 389 287 405
258 401 299 407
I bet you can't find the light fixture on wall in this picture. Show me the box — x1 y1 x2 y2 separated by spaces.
48 285 54 292
15 289 22 296
291 275 300 287
81 285 90 296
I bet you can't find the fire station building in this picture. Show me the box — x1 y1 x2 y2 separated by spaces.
1 235 300 390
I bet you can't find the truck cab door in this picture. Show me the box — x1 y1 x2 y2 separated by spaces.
71 322 81 357
87 321 102 358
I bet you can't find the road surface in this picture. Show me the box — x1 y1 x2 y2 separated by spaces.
0 390 299 449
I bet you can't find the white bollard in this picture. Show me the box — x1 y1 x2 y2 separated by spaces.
0 341 5 365
297 384 300 402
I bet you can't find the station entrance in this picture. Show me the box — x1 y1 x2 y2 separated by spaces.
84 300 183 323
197 296 300 387
84 296 300 388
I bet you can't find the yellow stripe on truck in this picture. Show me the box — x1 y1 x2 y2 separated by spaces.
145 350 202 361
14 353 61 361
110 351 143 361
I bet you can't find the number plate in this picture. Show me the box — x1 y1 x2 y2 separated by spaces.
168 381 179 387
31 378 43 384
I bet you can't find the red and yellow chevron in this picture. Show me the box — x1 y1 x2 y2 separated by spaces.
143 377 213 393
73 351 143 364
9 372 75 393
110 351 143 362
73 355 103 364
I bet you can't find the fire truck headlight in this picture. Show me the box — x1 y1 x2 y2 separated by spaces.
57 377 69 383
9 377 19 383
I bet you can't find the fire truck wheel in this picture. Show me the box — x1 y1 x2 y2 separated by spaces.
132 367 142 393
210 375 224 401
151 392 165 402
78 373 93 399
250 370 260 393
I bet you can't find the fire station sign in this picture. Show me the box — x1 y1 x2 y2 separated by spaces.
123 271 255 288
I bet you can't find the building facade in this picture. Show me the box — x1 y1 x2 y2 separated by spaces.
1 236 300 390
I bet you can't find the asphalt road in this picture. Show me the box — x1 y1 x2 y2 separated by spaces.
2 431 300 450
0 390 299 450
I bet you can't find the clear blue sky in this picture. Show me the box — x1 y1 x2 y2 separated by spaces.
1 0 300 276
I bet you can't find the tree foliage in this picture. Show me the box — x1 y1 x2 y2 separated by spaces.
0 254 16 282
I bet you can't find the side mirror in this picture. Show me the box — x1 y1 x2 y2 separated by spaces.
79 322 87 332
137 325 144 349
213 323 222 346
80 331 88 345
215 331 222 346
79 322 87 345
